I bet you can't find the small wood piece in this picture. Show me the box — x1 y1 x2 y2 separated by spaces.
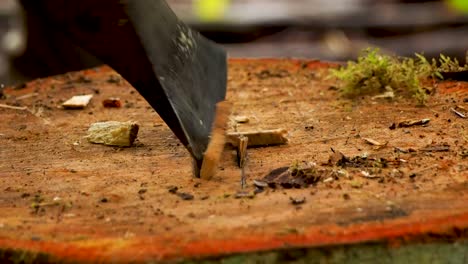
226 129 288 147
102 97 122 108
200 101 232 180
86 121 139 147
62 94 93 109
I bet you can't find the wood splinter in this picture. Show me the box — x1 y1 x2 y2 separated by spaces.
200 100 232 180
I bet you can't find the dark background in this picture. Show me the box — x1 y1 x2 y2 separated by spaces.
10 0 468 83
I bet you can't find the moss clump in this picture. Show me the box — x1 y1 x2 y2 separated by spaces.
329 48 467 105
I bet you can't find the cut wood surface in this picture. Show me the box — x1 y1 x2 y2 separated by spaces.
0 59 467 263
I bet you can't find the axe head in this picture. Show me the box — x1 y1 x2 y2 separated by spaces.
20 0 228 172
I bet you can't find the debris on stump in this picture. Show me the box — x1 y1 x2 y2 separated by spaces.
86 121 139 147
362 137 386 146
226 128 288 147
177 192 194 201
253 179 268 188
328 151 348 166
62 94 93 109
234 191 255 199
0 103 27 111
450 106 466 119
397 118 430 128
290 197 306 205
419 143 450 152
360 170 381 179
166 185 194 200
233 116 249 123
102 97 122 108
350 180 363 188
322 177 333 183
262 161 322 189
394 147 417 153
107 75 122 84
372 90 395 100
327 150 388 168
460 149 468 158
15 93 38 101
167 186 178 194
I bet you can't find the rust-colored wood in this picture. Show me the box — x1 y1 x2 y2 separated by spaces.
0 59 467 263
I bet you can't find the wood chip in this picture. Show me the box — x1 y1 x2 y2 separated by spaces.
234 116 249 123
62 94 93 109
397 118 430 128
86 121 139 147
200 101 232 180
0 103 27 110
226 128 288 147
362 137 384 146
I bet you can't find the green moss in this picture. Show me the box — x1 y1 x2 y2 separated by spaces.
329 48 467 105
438 54 468 72
181 241 468 264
